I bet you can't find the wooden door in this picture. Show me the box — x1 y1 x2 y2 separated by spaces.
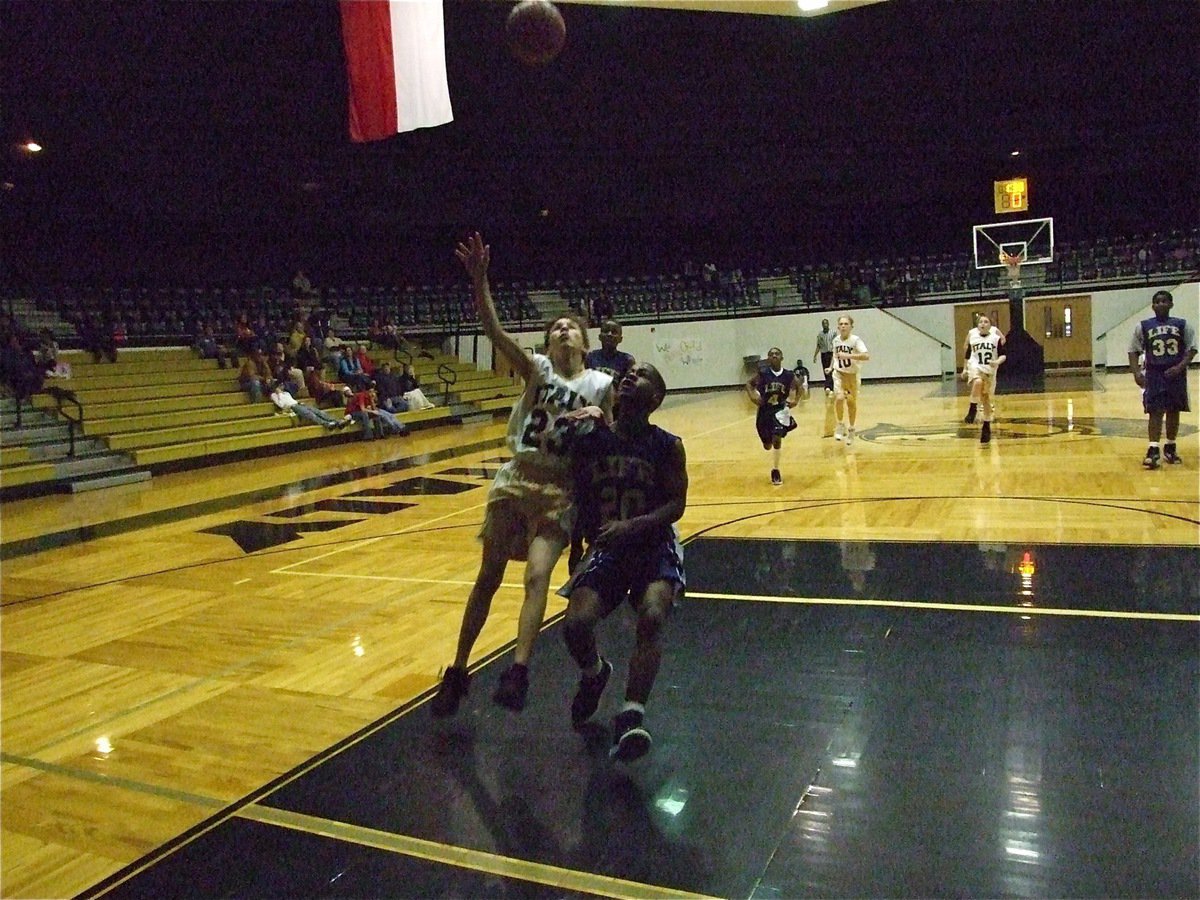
1024 294 1093 369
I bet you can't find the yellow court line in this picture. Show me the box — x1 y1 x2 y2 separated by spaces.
688 591 1200 622
238 805 717 900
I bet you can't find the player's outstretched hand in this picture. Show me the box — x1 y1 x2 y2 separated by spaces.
564 405 605 422
454 232 490 282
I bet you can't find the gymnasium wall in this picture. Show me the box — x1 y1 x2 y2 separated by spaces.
478 280 1200 390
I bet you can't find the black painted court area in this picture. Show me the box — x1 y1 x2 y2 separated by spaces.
85 540 1199 899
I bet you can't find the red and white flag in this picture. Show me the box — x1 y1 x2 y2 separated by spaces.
339 0 453 142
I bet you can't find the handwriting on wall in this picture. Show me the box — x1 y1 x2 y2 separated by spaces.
653 337 705 367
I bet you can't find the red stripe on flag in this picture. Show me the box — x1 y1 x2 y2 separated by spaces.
340 0 398 143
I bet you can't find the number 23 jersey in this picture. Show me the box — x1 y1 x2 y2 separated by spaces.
507 354 613 474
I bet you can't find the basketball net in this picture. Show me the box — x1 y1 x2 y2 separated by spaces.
999 249 1025 286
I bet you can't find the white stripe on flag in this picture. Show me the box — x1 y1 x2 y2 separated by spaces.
389 0 453 134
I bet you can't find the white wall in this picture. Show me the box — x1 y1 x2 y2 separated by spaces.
1097 281 1200 368
462 281 1199 389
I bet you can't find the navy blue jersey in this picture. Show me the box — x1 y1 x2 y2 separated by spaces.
754 366 796 412
571 423 681 546
1137 316 1191 369
585 347 636 382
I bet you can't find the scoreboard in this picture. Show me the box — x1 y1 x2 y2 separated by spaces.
993 177 1029 214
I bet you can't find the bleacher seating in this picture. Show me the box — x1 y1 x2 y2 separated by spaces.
0 344 522 496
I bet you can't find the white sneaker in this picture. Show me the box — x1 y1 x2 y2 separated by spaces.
846 428 855 445
834 423 846 441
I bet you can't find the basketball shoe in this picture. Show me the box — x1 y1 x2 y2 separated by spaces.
1143 447 1161 469
430 665 470 718
570 657 612 727
1163 444 1182 464
610 709 652 762
493 663 529 711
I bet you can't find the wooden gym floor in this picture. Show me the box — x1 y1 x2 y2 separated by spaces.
1 373 1197 899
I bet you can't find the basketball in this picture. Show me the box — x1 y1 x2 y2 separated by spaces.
506 0 566 67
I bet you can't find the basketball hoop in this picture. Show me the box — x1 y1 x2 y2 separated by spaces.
999 249 1025 286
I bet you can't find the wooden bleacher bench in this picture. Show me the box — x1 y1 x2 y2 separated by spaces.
7 347 512 478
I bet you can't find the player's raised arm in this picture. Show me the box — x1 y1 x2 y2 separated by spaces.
455 232 534 383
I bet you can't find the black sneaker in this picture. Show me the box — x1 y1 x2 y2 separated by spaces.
571 658 612 727
1163 445 1182 464
980 421 991 444
492 663 529 711
1143 447 1161 469
964 404 977 424
610 709 652 762
430 665 470 718
770 469 782 486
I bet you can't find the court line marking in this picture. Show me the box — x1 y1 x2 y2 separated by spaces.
269 500 488 574
271 570 524 590
0 751 225 809
237 804 717 900
688 591 1200 622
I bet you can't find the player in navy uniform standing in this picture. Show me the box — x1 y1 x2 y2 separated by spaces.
746 347 800 485
1128 290 1197 468
585 320 636 383
559 362 687 762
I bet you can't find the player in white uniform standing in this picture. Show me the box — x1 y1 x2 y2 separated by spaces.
961 314 1006 444
432 232 614 717
827 315 870 446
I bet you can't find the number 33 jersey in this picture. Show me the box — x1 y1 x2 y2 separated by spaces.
1131 316 1196 369
506 354 613 474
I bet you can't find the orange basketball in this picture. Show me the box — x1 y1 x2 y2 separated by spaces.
506 0 566 67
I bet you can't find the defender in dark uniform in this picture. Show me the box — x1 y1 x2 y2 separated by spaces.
570 319 638 572
746 347 800 486
559 362 687 762
584 320 636 383
1128 290 1197 468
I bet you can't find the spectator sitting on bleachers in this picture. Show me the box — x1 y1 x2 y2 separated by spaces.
345 382 405 439
238 349 272 402
374 361 408 414
234 314 258 355
193 325 237 369
323 328 346 360
295 335 321 374
286 315 308 356
368 317 398 350
269 341 305 397
36 328 60 375
1 330 45 403
307 305 330 353
398 363 436 410
269 380 348 430
354 344 376 378
335 345 370 391
303 367 348 409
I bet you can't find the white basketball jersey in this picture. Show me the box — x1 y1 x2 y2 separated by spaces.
967 327 1003 375
832 334 868 375
506 354 613 472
